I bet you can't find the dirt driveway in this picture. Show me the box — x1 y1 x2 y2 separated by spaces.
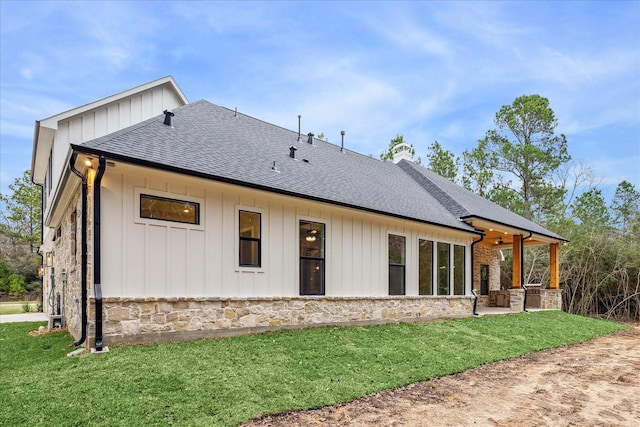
245 326 640 426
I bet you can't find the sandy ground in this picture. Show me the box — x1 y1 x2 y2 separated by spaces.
244 326 640 427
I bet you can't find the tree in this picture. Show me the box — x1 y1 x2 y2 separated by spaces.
572 188 611 227
465 95 571 221
425 141 460 182
0 170 42 295
611 180 640 233
462 138 496 198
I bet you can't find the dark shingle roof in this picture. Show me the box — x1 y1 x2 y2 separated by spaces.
73 100 564 240
74 101 475 233
398 160 565 240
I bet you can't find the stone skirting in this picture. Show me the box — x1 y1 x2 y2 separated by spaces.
86 296 474 346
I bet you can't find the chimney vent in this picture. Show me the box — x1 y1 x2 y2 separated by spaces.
297 115 302 142
307 132 314 144
289 146 297 159
340 130 346 152
163 110 174 127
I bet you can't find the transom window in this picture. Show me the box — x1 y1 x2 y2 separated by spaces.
389 234 406 295
239 211 261 267
140 194 199 225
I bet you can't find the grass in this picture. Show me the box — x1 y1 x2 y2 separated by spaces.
0 301 39 315
0 311 628 426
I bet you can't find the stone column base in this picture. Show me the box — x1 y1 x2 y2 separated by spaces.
509 289 525 312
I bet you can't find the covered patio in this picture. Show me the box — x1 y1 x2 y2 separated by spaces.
468 217 566 312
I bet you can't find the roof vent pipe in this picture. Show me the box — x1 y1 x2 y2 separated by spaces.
340 130 346 152
163 110 174 127
307 132 314 144
297 115 302 142
289 146 297 158
234 107 238 118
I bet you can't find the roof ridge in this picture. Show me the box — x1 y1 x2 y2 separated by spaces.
397 160 471 218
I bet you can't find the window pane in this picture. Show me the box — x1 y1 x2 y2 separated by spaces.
437 242 450 295
388 235 406 264
140 194 199 225
300 221 324 257
300 258 324 295
454 245 465 295
239 211 260 238
239 239 260 266
389 265 405 295
419 239 433 295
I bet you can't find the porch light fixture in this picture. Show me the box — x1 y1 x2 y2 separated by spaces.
85 158 93 167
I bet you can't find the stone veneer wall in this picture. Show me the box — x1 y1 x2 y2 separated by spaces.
540 289 562 310
473 244 501 307
86 296 474 346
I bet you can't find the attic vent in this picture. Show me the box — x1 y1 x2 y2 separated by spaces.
289 146 297 159
163 110 174 127
307 132 314 144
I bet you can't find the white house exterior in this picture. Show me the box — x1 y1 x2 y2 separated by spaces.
32 77 565 350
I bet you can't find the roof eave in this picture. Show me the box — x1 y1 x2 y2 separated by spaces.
71 144 482 237
461 215 569 243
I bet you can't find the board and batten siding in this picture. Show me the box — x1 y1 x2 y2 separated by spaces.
100 164 475 299
45 85 184 221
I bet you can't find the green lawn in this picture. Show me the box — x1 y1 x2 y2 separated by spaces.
0 311 627 426
0 301 39 315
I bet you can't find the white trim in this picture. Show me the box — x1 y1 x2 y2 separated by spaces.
234 205 267 273
134 187 204 230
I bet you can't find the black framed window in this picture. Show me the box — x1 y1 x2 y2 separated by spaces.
239 211 261 267
140 194 199 225
300 221 325 295
453 245 465 295
480 264 489 295
437 242 450 295
389 234 406 295
419 239 433 295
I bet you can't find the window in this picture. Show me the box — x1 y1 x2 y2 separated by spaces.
480 264 489 295
437 242 450 295
300 221 325 295
419 239 433 295
454 245 465 295
239 211 261 267
388 234 406 295
140 194 199 225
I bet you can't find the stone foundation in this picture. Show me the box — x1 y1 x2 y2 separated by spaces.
87 296 474 346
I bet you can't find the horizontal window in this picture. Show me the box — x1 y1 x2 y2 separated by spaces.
140 194 200 225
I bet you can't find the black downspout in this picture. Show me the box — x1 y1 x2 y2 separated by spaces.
470 233 485 316
93 156 106 351
521 231 533 312
69 152 88 346
31 176 44 314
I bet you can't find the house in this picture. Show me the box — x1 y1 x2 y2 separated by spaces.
31 77 566 350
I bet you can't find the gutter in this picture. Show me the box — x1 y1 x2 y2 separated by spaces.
470 232 485 316
521 231 533 312
93 156 106 351
68 152 88 346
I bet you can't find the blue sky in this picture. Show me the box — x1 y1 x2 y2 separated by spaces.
1 1 638 202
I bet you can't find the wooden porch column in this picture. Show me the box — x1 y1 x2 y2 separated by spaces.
550 243 560 289
512 235 522 288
